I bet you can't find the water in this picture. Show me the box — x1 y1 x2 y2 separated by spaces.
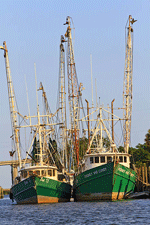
0 196 150 224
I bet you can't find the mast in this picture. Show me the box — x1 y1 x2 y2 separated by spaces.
58 35 67 169
123 15 137 153
90 54 94 110
85 99 90 148
64 16 80 167
0 42 22 169
111 99 115 152
34 63 43 166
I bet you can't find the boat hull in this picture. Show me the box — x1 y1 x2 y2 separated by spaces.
73 162 137 201
11 175 71 204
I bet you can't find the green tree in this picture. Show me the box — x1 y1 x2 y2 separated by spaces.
79 137 88 160
144 129 150 151
129 143 150 167
118 146 125 153
31 137 39 163
103 137 110 148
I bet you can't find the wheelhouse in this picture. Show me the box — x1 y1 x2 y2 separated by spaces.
80 153 130 173
20 166 58 181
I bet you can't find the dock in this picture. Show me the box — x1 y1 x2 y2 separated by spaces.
128 164 150 199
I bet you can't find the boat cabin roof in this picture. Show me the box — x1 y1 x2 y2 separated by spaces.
20 165 57 172
84 152 130 158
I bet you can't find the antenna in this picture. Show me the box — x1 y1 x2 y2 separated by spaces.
34 63 39 115
90 54 94 109
34 63 42 166
25 74 31 125
95 78 98 109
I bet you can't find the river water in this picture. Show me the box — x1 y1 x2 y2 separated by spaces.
0 196 150 224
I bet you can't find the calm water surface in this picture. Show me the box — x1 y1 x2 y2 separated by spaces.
0 196 150 224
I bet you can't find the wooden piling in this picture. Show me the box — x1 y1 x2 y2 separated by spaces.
0 186 3 199
137 168 139 192
142 166 145 191
144 163 148 190
148 167 150 184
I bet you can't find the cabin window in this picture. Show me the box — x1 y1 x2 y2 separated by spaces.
21 171 27 178
24 171 27 178
53 170 55 176
119 156 123 162
36 170 40 175
124 156 127 162
95 157 99 163
29 171 33 176
107 156 112 163
101 156 105 163
90 157 94 164
48 170 52 176
42 170 46 176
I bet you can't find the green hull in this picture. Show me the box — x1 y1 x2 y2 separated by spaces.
11 176 71 204
73 162 137 201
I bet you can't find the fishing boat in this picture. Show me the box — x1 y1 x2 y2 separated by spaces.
10 165 71 204
73 15 137 201
73 152 136 201
1 41 71 204
10 133 71 204
73 105 137 201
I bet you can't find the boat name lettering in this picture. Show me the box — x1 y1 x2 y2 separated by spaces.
40 177 45 182
84 172 93 178
118 168 125 173
24 180 28 185
98 168 107 173
118 168 134 177
93 170 98 175
130 173 134 177
46 179 49 183
84 167 107 178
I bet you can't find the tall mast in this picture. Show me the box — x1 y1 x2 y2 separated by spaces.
123 15 137 153
0 42 21 169
90 54 94 110
58 35 67 169
64 16 80 166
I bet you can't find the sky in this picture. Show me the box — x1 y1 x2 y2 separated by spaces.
0 0 150 188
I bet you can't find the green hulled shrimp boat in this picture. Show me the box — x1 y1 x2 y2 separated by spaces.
73 106 137 202
73 101 137 202
73 153 136 201
11 165 71 204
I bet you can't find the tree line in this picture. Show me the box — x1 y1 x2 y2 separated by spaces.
128 129 150 167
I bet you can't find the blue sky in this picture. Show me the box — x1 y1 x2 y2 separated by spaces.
0 0 150 188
